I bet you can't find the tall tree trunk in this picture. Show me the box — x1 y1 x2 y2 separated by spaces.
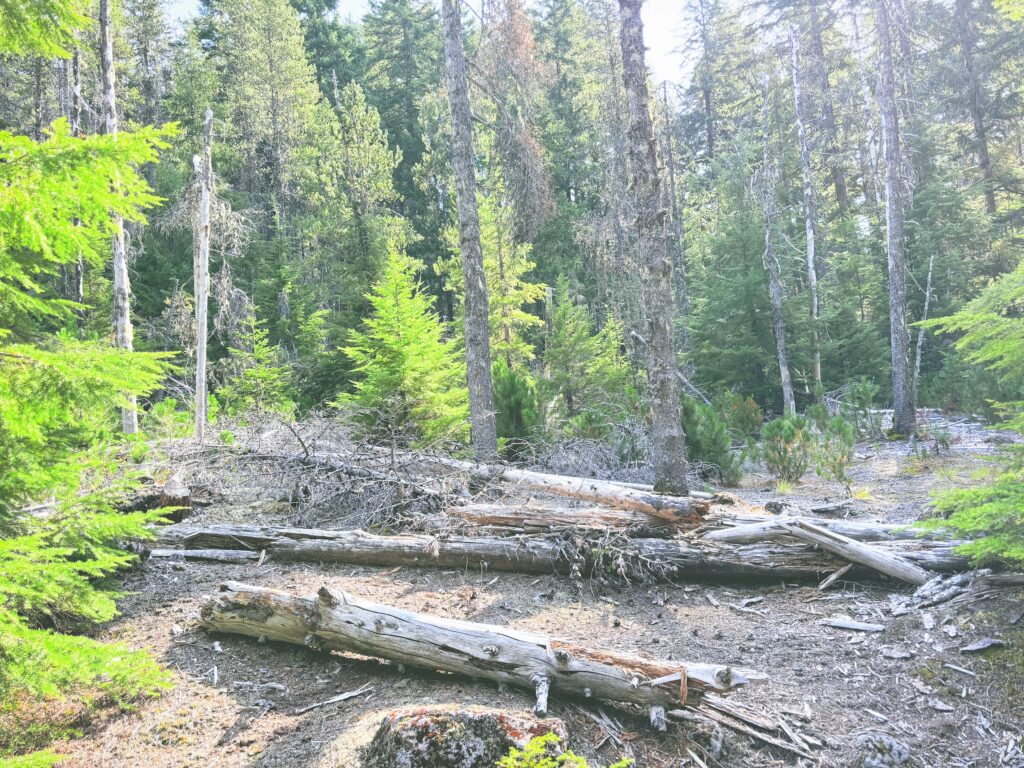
60 49 85 314
660 82 691 359
910 252 934 415
441 0 498 460
194 109 213 442
757 74 796 417
100 0 138 434
875 0 915 435
695 0 715 161
807 0 848 212
618 0 689 495
790 25 821 389
955 0 997 216
852 10 882 209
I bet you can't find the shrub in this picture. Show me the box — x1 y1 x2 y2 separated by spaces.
815 416 856 492
493 359 540 459
498 733 632 768
761 415 813 482
712 392 763 442
681 396 743 485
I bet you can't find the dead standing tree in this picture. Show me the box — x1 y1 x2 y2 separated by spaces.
442 0 498 461
617 0 689 495
875 0 915 435
101 0 138 433
754 73 796 417
194 109 213 441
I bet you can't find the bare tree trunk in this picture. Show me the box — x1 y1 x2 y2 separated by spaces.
790 25 821 389
875 0 915 435
910 252 934 415
100 0 138 434
60 49 86 315
852 10 882 209
756 74 796 416
194 109 214 442
807 0 848 212
660 82 691 358
618 0 689 495
441 0 498 460
955 0 997 216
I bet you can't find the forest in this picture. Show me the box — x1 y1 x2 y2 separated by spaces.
1 0 1024 764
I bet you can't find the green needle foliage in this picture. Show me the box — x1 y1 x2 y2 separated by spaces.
498 733 633 768
920 261 1024 564
338 242 468 447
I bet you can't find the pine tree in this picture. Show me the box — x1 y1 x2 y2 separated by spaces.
340 243 469 447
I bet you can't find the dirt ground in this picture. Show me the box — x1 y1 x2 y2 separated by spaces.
54 415 1024 767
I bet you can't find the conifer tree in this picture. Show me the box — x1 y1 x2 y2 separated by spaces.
340 243 469 447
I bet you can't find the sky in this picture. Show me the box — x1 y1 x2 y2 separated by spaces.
166 0 691 82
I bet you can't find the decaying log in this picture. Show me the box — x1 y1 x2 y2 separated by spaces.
765 520 931 585
155 523 971 582
447 502 679 532
201 581 755 723
701 514 940 544
121 475 191 519
432 459 709 523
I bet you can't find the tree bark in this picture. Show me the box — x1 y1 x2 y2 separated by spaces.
756 73 796 416
200 581 753 723
441 0 498 460
807 0 848 212
910 252 934 414
661 82 691 358
448 502 680 532
790 25 822 389
875 0 915 435
101 0 138 434
155 523 971 579
618 0 689 495
194 109 214 442
955 0 997 216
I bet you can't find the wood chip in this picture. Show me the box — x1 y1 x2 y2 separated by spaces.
820 617 885 632
960 638 1006 654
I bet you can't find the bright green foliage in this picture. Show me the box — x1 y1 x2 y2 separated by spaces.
0 121 172 331
217 322 297 418
493 358 540 457
680 396 743 485
760 415 813 482
339 244 468 447
711 392 763 443
438 186 547 369
542 277 634 436
920 261 1024 564
498 733 633 768
0 0 88 57
814 417 856 492
0 751 63 768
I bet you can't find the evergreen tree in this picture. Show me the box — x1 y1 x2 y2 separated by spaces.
339 243 468 447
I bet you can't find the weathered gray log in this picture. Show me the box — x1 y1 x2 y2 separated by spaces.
433 459 709 523
201 581 754 720
448 502 679 532
702 514 949 544
155 524 971 581
772 520 931 585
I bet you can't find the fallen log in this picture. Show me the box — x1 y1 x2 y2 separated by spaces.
767 520 931 585
200 581 755 727
701 514 936 543
447 502 679 532
429 458 709 523
155 523 971 582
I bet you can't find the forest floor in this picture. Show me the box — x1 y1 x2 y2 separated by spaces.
55 414 1024 768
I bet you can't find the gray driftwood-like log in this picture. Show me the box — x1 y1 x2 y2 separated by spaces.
770 519 931 585
701 514 948 544
435 459 709 523
447 502 679 532
201 581 754 725
154 524 970 581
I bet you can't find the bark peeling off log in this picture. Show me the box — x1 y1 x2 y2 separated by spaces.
201 582 754 714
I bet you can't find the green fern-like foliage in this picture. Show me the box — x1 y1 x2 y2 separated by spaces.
919 260 1024 564
498 733 633 768
339 243 469 447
